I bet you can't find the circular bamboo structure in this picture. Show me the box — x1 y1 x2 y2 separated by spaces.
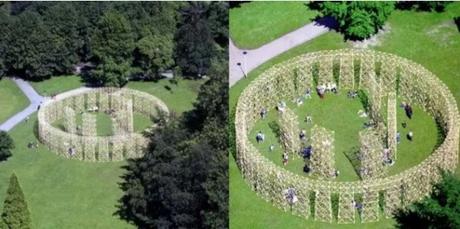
38 87 169 162
234 49 459 223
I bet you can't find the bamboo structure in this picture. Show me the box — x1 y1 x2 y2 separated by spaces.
310 125 336 178
234 49 459 223
38 88 169 162
278 107 301 156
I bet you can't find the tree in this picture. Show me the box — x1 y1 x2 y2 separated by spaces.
85 59 131 87
117 58 229 228
175 2 215 78
346 9 375 40
88 10 135 86
394 172 460 228
134 35 175 79
316 1 395 40
207 2 229 47
0 131 14 162
1 173 31 229
396 1 452 12
41 3 82 74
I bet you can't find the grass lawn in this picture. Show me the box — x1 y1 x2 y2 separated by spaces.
30 75 204 114
30 75 84 97
126 78 205 114
230 2 318 49
0 78 29 123
0 114 131 228
230 3 460 228
53 112 153 136
0 77 202 227
248 92 437 181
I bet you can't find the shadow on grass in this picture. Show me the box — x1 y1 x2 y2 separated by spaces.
268 120 281 139
344 146 361 178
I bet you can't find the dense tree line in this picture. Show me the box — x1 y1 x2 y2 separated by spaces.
117 59 228 228
0 2 226 85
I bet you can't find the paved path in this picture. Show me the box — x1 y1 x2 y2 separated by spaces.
229 17 336 87
0 78 95 132
0 78 47 131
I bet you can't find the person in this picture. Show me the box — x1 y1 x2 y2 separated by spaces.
305 115 312 124
25 116 29 123
357 109 368 118
396 132 401 144
334 169 340 177
331 82 337 94
383 148 391 163
37 104 41 111
347 90 358 99
68 147 76 156
260 107 267 119
302 146 312 159
282 152 289 166
317 84 326 99
304 88 312 99
296 97 303 106
407 131 413 141
303 164 310 173
256 131 265 143
299 130 306 141
405 104 413 119
277 101 286 113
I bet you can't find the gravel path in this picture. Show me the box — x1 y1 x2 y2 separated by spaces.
229 17 335 87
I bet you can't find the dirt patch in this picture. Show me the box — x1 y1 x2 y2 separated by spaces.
349 24 391 49
425 20 458 47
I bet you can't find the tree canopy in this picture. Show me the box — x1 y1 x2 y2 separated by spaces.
315 1 395 40
1 173 31 229
117 56 228 229
395 172 460 228
0 131 14 162
0 2 225 83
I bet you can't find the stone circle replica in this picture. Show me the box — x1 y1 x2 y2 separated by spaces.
38 87 169 162
234 49 459 223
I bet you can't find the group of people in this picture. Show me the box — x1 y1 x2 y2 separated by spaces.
400 102 415 142
27 141 39 149
316 82 337 99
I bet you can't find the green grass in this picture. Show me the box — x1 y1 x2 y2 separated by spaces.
230 3 460 228
230 2 318 49
249 92 438 181
126 78 205 114
0 78 29 123
30 75 84 97
0 115 132 228
0 77 202 227
52 112 153 136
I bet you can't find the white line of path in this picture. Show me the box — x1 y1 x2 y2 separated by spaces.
229 17 335 87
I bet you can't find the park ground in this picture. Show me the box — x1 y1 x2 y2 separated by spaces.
229 2 318 49
0 76 204 228
230 2 460 228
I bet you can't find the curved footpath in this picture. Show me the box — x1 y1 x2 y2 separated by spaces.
0 78 46 131
229 17 335 87
0 78 94 132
